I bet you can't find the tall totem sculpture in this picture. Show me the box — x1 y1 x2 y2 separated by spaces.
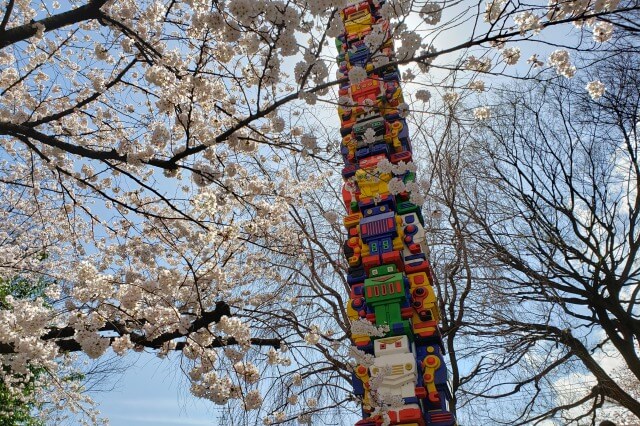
336 2 457 425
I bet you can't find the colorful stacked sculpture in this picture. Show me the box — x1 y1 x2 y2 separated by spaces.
336 2 457 425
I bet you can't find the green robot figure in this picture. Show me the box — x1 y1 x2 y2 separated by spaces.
364 271 413 339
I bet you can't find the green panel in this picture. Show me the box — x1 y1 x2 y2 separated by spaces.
397 201 424 226
364 272 405 305
369 264 398 277
403 172 416 184
372 304 413 340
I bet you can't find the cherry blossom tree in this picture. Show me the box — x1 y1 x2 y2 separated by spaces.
2 0 640 424
0 279 44 426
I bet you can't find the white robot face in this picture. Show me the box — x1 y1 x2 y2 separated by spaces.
374 335 410 357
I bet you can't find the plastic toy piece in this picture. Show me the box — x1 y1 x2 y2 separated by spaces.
367 264 415 322
358 192 396 216
391 150 413 164
342 2 374 40
345 41 372 69
347 284 372 349
359 153 388 171
342 183 361 214
361 237 403 265
349 284 370 319
383 115 411 151
336 35 347 53
370 336 419 402
355 168 391 198
385 120 404 152
421 345 441 404
345 212 363 230
362 250 404 276
341 106 368 136
426 411 456 426
352 369 365 396
344 230 362 267
401 213 428 256
364 273 412 337
335 2 457 424
344 77 384 108
359 209 405 275
360 211 396 242
343 133 358 163
348 263 367 286
416 344 452 412
355 418 423 426
354 364 372 408
404 253 432 275
354 114 387 146
369 263 398 278
385 406 426 426
408 272 440 340
396 201 424 224
384 76 405 107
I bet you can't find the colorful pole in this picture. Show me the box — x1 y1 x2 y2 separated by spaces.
336 2 457 425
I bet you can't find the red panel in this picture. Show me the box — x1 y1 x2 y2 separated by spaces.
405 260 429 274
381 251 403 270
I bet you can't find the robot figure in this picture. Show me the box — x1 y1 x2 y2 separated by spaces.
368 335 427 425
364 272 412 336
369 335 417 401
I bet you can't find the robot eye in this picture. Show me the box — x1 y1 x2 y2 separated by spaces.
380 343 386 350
395 341 402 347
414 287 426 297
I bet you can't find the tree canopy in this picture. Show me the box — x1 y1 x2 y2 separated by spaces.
0 0 639 424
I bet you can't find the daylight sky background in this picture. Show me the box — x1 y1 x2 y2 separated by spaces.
87 3 614 425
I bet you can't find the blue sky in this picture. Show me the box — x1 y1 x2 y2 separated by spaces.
93 352 222 426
